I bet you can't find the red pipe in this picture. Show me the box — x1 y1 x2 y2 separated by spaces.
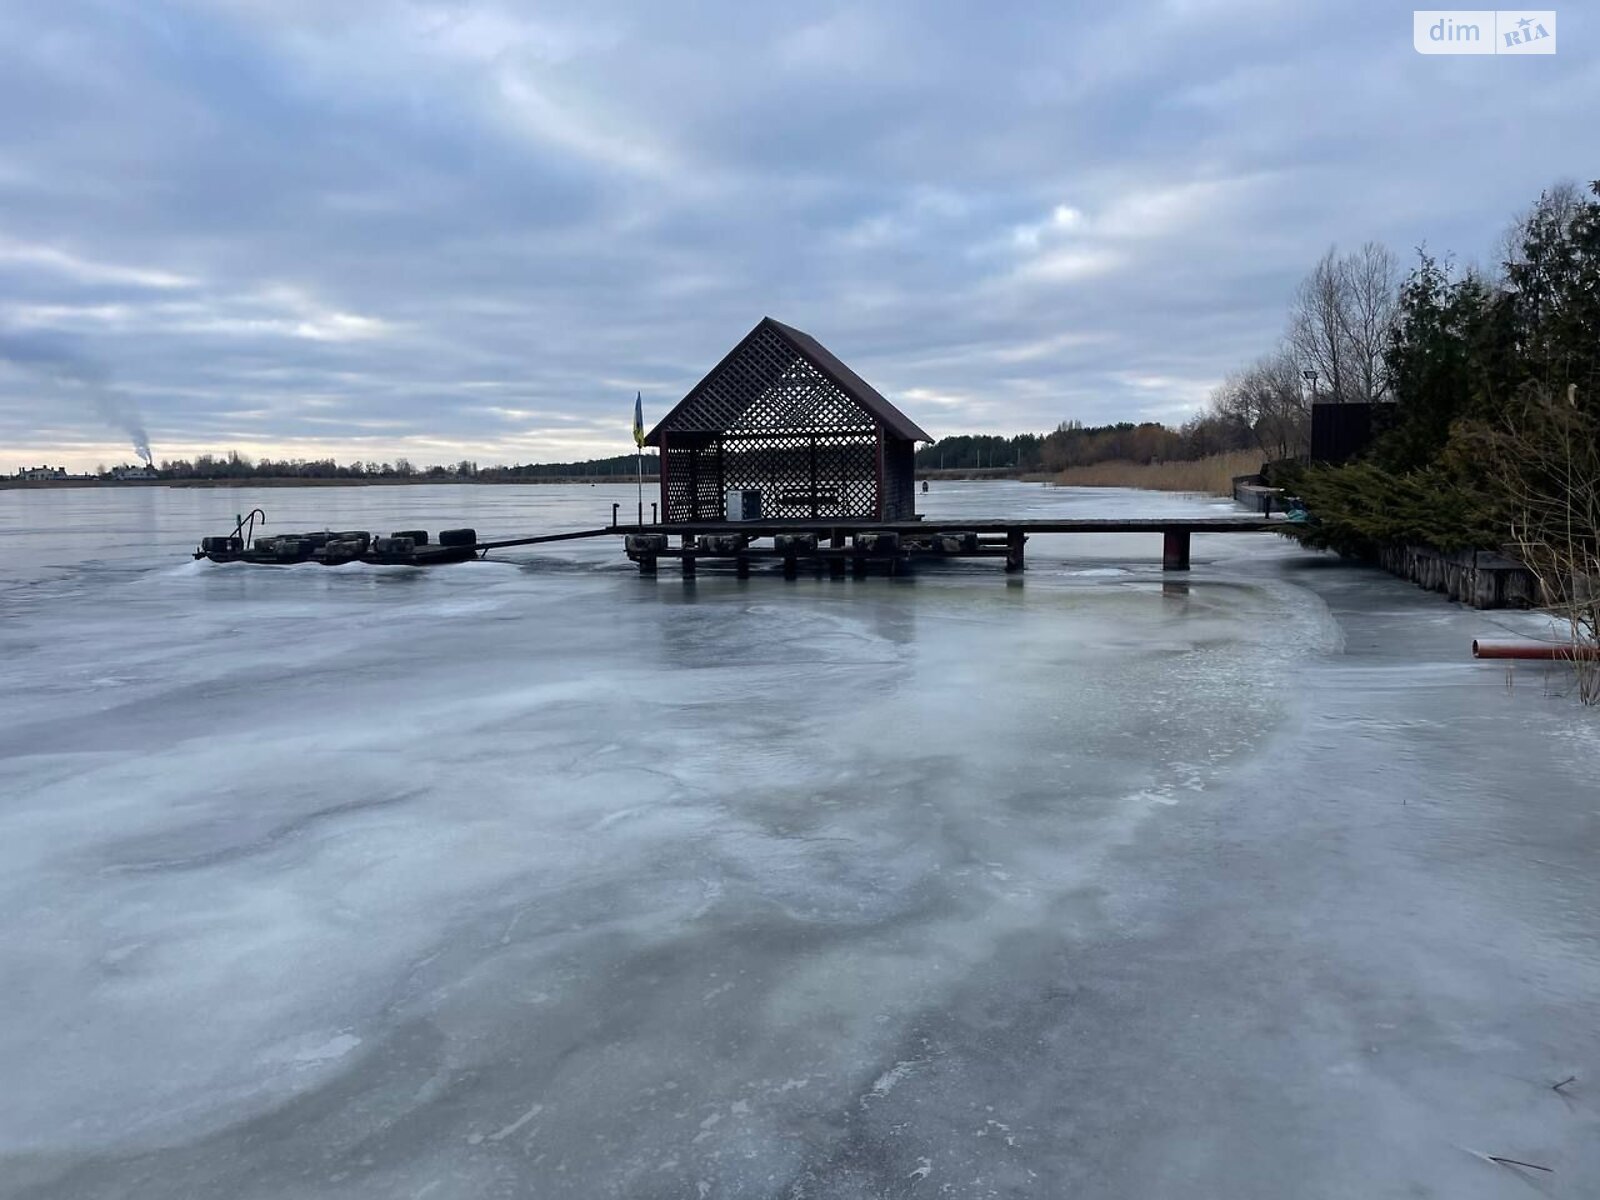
1472 639 1600 661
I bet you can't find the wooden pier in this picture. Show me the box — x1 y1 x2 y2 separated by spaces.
613 517 1287 577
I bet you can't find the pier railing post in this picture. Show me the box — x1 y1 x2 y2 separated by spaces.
1162 529 1191 571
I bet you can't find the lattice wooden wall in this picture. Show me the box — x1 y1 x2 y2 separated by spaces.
657 323 914 522
720 432 878 519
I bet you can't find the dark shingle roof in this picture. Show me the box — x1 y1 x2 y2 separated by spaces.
644 317 931 445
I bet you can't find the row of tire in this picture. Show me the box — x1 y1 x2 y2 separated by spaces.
200 527 478 561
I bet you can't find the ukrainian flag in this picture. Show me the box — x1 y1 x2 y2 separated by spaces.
632 391 645 448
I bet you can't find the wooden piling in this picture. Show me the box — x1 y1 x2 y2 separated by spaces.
1162 530 1191 571
1004 529 1026 573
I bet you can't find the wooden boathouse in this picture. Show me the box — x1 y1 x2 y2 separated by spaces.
643 317 931 523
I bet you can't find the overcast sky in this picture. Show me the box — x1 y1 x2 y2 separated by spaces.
0 1 1593 471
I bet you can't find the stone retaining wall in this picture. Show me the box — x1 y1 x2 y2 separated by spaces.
1374 544 1541 610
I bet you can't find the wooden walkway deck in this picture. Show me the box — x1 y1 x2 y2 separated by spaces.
194 515 1288 575
613 517 1288 576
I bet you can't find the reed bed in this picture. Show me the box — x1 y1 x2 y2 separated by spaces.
1049 450 1263 496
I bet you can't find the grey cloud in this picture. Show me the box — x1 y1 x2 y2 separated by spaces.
0 0 1594 469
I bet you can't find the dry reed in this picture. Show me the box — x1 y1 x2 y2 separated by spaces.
1048 450 1264 496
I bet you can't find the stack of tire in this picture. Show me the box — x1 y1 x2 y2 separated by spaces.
370 534 417 560
437 528 476 548
320 531 371 564
273 536 314 562
625 533 667 555
853 531 900 554
199 535 243 554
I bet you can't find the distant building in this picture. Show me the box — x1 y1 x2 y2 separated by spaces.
18 465 68 480
109 464 156 481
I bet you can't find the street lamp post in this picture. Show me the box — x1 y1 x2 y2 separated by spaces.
1302 369 1319 404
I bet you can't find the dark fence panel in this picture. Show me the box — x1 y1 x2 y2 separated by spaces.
1311 402 1390 464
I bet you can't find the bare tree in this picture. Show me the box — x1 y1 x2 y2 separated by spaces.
1288 243 1400 404
1290 248 1351 403
1338 241 1399 402
1212 347 1309 461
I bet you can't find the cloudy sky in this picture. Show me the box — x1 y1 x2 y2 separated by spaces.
0 1 1593 471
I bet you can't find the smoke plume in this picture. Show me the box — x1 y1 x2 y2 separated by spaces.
0 330 154 464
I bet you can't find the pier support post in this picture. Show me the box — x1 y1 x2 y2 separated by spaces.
681 552 696 580
1004 529 1026 573
782 555 799 580
639 555 657 575
1162 529 1191 571
852 554 868 579
829 530 846 579
735 555 750 579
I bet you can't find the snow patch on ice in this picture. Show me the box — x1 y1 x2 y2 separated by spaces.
865 1058 926 1104
272 1032 362 1066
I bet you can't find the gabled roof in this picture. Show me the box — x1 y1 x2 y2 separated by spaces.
643 317 932 446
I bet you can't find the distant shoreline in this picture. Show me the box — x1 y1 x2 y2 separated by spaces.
0 475 662 491
2 470 1037 492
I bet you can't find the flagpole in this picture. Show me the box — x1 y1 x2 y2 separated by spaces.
633 390 645 527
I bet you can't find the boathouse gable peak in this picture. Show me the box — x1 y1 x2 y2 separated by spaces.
642 317 930 446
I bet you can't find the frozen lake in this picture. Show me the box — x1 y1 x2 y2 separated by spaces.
2 481 1596 1198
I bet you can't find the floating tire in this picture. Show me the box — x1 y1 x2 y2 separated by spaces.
372 536 416 555
438 528 477 548
853 531 900 553
625 533 668 554
774 533 818 553
391 529 430 545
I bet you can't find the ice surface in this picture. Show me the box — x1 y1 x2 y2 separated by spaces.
1 482 1596 1198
